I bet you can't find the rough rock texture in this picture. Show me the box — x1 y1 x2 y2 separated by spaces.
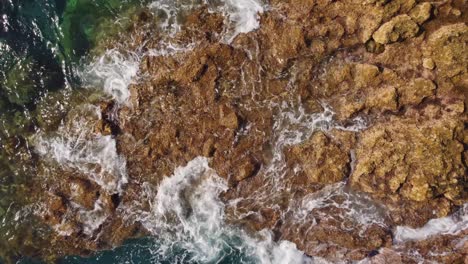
350 102 466 226
373 15 420 44
286 132 351 185
29 0 468 263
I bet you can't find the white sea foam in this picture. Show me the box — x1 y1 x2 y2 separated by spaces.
147 41 197 57
34 105 128 194
148 0 205 35
148 0 264 43
394 203 468 243
84 49 140 105
291 182 388 235
1 14 10 33
77 198 109 236
149 0 183 34
221 0 264 43
123 157 328 264
50 197 110 237
235 102 367 206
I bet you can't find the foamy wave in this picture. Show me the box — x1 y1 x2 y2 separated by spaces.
243 102 367 201
272 103 366 149
77 197 109 236
83 50 139 105
148 0 206 35
222 0 264 43
148 0 264 43
394 203 468 243
123 157 327 264
34 104 128 194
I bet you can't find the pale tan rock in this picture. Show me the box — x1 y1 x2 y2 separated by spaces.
219 105 239 129
350 104 465 224
287 132 350 184
399 78 436 106
409 3 432 25
422 58 435 69
354 63 380 88
366 86 398 112
451 8 462 17
424 23 468 78
373 15 419 44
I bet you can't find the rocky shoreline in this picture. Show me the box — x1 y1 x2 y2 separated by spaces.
3 0 466 263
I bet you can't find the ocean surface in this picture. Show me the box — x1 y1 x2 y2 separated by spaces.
0 1 142 262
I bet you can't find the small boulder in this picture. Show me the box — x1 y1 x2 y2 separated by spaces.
409 3 432 25
287 132 350 185
354 63 381 88
235 159 258 182
422 58 435 70
398 78 436 106
219 105 239 129
373 15 419 44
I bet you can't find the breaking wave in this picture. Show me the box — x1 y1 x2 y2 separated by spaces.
122 157 327 264
148 0 264 42
34 104 128 194
221 0 264 43
82 50 140 105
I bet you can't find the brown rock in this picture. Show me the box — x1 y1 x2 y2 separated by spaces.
350 103 466 225
25 0 468 262
409 3 432 25
219 105 239 129
373 15 419 44
235 159 257 182
424 23 468 79
287 132 350 185
68 178 98 210
398 78 436 106
354 64 381 88
367 248 403 264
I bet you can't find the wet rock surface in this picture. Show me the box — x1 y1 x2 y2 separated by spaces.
10 0 467 263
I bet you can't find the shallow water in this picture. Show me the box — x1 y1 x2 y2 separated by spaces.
0 0 143 261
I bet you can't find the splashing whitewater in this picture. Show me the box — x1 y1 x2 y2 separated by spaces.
34 104 128 194
123 157 327 264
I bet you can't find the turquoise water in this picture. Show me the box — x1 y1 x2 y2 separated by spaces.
13 237 252 264
59 238 250 264
0 0 145 262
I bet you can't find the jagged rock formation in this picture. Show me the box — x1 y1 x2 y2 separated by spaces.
25 0 467 262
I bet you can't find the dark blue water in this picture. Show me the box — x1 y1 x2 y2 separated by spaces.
62 239 250 264
13 237 252 264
